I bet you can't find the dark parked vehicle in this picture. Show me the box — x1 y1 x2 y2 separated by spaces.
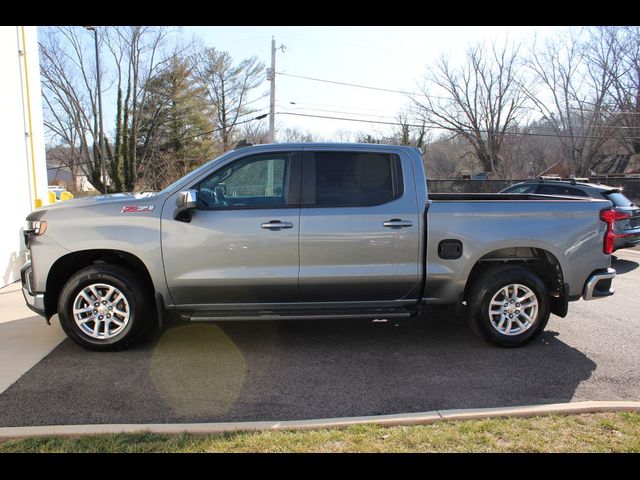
501 179 640 251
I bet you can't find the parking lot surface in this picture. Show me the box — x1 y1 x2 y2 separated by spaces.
0 249 638 427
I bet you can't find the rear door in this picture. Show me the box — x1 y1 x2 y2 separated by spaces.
298 149 421 302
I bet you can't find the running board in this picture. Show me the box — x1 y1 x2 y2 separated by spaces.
186 311 412 322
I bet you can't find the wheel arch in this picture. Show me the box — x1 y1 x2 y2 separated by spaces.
463 246 568 318
45 249 156 319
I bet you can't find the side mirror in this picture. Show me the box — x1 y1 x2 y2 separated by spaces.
174 189 198 221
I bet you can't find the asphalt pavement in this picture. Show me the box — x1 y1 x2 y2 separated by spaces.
0 250 638 427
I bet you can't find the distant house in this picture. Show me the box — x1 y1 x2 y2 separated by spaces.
472 172 490 180
538 160 573 178
47 163 95 192
590 154 640 176
457 169 499 180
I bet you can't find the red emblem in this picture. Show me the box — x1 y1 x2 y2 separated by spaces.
121 205 155 213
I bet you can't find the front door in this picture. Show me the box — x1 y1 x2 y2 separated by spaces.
162 151 302 306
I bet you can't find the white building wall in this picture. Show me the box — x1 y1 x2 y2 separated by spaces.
0 26 49 288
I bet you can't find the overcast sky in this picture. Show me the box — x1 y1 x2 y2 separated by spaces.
184 26 562 140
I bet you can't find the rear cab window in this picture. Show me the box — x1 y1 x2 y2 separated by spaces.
302 151 403 206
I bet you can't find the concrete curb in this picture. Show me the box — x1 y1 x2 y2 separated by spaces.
1 400 639 440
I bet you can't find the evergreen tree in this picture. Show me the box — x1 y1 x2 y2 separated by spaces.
137 54 216 189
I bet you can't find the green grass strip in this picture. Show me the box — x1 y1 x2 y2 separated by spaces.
1 412 640 453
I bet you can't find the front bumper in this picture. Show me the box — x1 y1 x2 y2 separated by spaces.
582 268 616 301
20 262 46 317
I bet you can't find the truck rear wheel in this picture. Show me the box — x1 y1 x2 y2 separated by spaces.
57 264 151 351
466 265 550 347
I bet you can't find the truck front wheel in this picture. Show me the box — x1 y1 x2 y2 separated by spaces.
466 265 550 347
57 264 151 351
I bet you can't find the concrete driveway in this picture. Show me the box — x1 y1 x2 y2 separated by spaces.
0 249 638 427
0 282 65 394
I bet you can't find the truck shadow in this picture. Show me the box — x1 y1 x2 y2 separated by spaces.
611 256 638 274
214 312 597 421
0 308 598 427
0 308 599 426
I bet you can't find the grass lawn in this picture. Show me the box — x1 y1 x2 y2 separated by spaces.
1 412 639 453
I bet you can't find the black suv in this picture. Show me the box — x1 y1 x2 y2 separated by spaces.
501 179 640 251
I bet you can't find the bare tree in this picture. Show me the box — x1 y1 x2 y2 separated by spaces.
423 134 478 179
40 26 173 193
518 119 564 176
333 129 357 143
389 110 428 149
193 48 266 151
104 26 173 191
280 127 321 143
241 119 270 144
40 27 106 191
414 41 528 176
522 28 616 175
596 26 640 155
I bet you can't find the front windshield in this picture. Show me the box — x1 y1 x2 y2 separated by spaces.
157 150 236 196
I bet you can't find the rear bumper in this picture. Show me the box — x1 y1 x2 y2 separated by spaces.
582 268 616 301
20 262 46 317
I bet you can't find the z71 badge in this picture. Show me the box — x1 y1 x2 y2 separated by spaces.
121 205 155 213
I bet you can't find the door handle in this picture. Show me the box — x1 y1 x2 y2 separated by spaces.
382 219 413 228
261 220 294 230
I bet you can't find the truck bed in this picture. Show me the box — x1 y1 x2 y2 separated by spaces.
428 193 601 202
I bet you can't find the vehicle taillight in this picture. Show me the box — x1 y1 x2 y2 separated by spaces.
599 209 631 254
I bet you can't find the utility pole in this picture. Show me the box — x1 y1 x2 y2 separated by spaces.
267 37 285 144
268 37 276 143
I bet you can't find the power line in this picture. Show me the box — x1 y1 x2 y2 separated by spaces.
278 35 428 56
277 103 400 121
277 111 640 141
286 100 399 115
282 103 640 131
151 110 268 149
277 71 429 98
46 112 269 171
279 70 640 118
280 102 640 133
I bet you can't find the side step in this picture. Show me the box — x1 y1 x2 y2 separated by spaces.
185 310 413 322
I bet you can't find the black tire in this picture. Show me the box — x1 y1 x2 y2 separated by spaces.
466 265 550 347
57 264 152 351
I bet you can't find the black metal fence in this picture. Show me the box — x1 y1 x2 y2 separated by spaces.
427 178 640 204
427 179 514 194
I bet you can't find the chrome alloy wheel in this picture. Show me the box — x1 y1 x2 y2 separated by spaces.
72 283 130 340
488 283 538 336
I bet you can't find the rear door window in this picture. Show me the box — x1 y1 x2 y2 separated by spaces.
303 152 403 207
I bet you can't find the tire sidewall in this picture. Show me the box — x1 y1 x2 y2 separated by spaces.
471 267 550 347
58 265 147 351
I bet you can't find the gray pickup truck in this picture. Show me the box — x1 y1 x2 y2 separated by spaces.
21 143 617 350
